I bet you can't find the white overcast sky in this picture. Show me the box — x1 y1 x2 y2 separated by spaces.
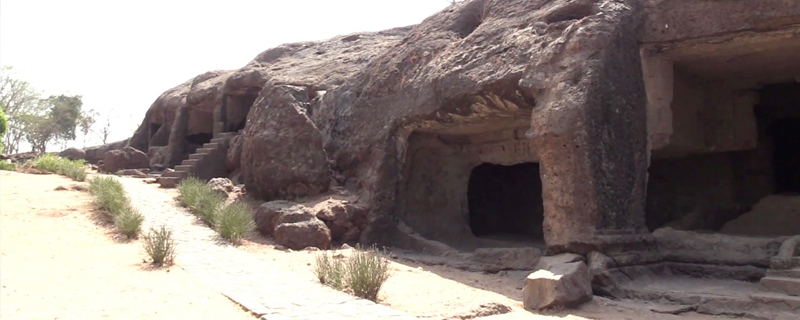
0 0 450 149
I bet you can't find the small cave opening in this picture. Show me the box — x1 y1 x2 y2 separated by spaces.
646 81 800 236
225 94 258 133
149 123 162 138
467 162 544 241
184 132 212 155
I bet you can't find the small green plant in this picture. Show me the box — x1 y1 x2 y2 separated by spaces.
115 207 144 238
0 161 16 171
177 176 225 226
314 245 392 302
314 251 346 290
143 225 176 266
30 154 86 181
177 176 205 208
345 245 392 302
88 176 128 217
216 200 255 244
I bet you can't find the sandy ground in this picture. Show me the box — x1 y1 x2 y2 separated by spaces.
0 171 256 320
1 170 732 320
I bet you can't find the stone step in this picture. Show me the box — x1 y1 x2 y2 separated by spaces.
175 165 193 172
162 170 188 178
750 292 800 312
210 138 228 144
201 142 219 149
767 268 800 279
180 159 200 166
156 177 181 188
759 276 800 296
195 148 215 154
189 153 205 160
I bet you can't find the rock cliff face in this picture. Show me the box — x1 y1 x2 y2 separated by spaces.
121 0 800 258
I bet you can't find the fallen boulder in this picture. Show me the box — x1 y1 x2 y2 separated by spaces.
523 261 592 310
124 147 150 169
101 150 130 173
274 219 331 250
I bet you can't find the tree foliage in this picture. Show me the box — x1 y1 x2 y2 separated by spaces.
0 67 95 153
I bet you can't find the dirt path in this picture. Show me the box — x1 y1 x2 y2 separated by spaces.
1 170 734 320
0 171 256 320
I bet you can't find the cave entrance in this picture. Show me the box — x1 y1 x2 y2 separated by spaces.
645 80 800 236
149 123 162 139
467 163 544 241
225 94 258 133
769 118 800 193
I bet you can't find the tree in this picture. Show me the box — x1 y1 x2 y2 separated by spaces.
0 106 7 153
0 67 41 154
0 67 93 153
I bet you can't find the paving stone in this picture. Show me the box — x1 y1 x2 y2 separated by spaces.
119 177 417 320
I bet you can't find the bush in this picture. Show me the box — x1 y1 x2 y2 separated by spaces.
345 245 391 301
216 200 255 244
30 153 86 181
115 207 144 238
143 225 176 266
314 251 345 290
0 161 15 171
176 177 205 208
88 176 128 217
314 245 392 302
177 176 225 226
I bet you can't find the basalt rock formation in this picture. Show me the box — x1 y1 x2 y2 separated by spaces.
120 1 800 304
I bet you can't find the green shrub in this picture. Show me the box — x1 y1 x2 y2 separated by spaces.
0 161 15 171
115 207 144 238
314 245 392 302
345 245 391 302
143 225 176 266
314 251 345 290
177 176 225 226
30 153 86 181
216 200 255 244
88 176 128 217
176 176 205 208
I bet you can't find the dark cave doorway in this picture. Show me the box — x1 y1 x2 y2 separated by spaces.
224 94 258 133
467 162 545 242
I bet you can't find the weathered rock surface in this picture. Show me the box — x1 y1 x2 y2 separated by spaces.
536 253 586 271
654 227 786 268
124 147 150 169
241 85 331 201
274 219 332 250
101 150 130 173
226 135 242 171
58 148 86 161
312 199 368 243
523 261 593 310
84 139 129 164
471 247 543 273
253 200 305 236
586 251 618 296
207 177 235 195
721 195 800 237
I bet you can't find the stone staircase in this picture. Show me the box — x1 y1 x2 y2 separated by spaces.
157 132 235 188
750 237 800 313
